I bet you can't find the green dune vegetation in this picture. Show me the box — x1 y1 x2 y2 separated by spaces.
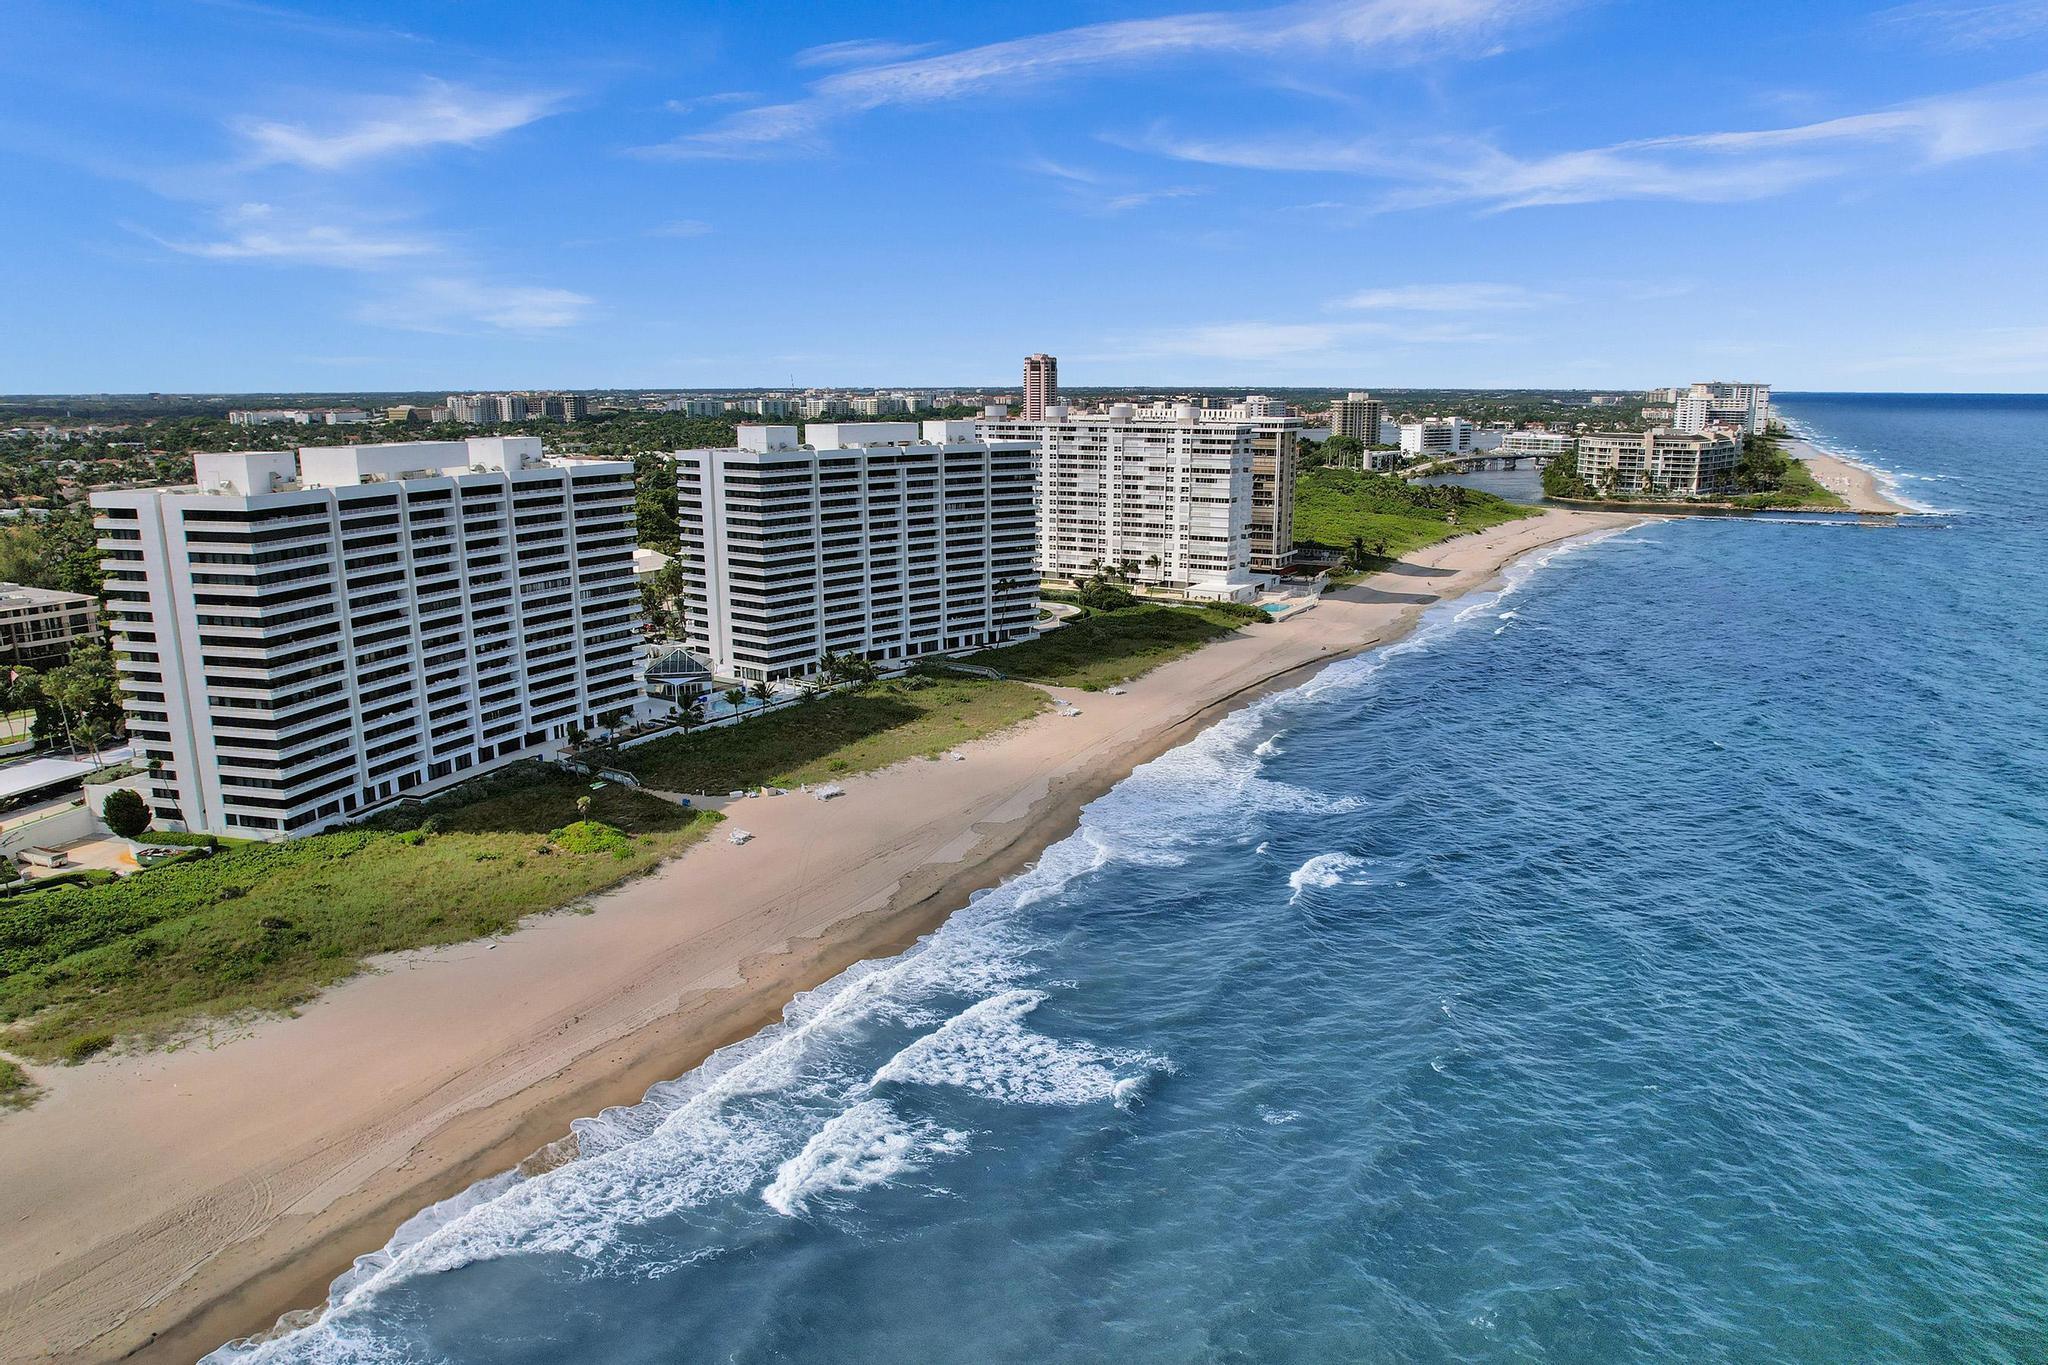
1292 467 1536 572
611 670 1049 793
0 766 716 1065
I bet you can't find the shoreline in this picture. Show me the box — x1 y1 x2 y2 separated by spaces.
0 508 1634 1364
1783 437 1918 514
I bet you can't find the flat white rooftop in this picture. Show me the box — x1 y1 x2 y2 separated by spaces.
183 436 603 495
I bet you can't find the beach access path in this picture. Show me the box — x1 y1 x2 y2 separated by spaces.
0 507 1630 1364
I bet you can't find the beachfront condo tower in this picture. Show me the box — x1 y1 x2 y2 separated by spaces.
92 436 641 837
671 421 1038 682
1576 427 1740 496
1023 353 1058 420
981 400 1265 601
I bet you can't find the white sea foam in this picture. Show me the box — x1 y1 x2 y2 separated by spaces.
209 521 1624 1363
761 1100 969 1217
871 988 1165 1106
1779 416 1947 514
1288 852 1376 902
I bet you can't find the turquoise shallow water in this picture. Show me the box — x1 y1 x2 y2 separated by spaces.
217 394 2048 1364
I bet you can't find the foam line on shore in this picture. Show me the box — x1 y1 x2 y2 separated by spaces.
203 521 1632 1364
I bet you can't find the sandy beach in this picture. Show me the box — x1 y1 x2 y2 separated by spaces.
1789 438 1914 514
0 507 1630 1364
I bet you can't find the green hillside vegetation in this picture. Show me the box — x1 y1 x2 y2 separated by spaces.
1293 468 1535 569
0 767 714 1061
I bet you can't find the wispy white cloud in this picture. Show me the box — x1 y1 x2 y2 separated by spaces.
356 278 593 334
1022 156 1208 213
144 204 587 334
236 79 562 170
1095 316 1501 364
1876 0 2048 48
664 91 760 115
146 203 435 268
793 38 938 69
639 0 1559 160
1336 282 1551 310
1135 70 2048 210
1844 324 2048 377
648 218 713 238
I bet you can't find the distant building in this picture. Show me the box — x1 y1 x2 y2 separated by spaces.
492 394 528 423
1576 427 1739 497
1398 418 1475 457
94 437 640 836
1670 382 1771 435
801 395 849 418
672 421 1037 681
0 583 97 664
1642 405 1675 424
386 405 429 424
321 408 370 426
1023 353 1058 420
228 409 312 427
664 397 726 416
542 394 588 421
1499 430 1577 457
445 395 489 424
850 395 910 416
1330 392 1387 445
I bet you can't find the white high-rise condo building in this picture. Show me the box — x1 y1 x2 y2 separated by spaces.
1576 428 1739 497
1670 382 1771 435
93 437 641 837
673 421 1037 682
1398 418 1475 456
982 401 1261 601
1023 354 1058 421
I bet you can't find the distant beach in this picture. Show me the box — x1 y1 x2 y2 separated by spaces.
1787 437 1915 514
0 508 1632 1364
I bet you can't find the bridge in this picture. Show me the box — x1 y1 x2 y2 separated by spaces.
1406 450 1557 476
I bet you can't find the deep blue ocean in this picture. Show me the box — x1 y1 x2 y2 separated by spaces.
218 394 2048 1364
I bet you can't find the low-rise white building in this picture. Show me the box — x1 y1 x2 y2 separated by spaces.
93 437 640 837
1499 430 1578 457
982 401 1262 600
673 421 1037 682
0 583 98 664
1398 418 1475 457
1576 427 1739 497
1670 381 1771 435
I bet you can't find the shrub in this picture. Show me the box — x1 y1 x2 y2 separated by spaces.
137 831 220 848
0 1058 35 1110
63 1031 113 1063
102 788 150 839
549 820 633 858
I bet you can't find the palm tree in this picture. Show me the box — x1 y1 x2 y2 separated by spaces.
748 679 775 707
575 795 592 820
722 686 747 712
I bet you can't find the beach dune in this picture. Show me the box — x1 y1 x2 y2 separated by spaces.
0 508 1627 1364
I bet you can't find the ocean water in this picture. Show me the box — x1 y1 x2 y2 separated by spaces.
215 394 2048 1364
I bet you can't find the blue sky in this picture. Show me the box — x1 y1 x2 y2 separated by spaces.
5 0 2048 393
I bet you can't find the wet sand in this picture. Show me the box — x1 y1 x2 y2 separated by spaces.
0 509 1632 1363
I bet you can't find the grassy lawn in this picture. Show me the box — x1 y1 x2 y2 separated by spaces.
965 602 1252 690
1294 467 1536 564
613 672 1048 793
0 765 716 1062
